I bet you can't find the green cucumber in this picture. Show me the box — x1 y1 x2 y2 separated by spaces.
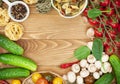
0 54 37 71
0 34 23 55
0 68 30 79
95 73 114 84
109 55 120 84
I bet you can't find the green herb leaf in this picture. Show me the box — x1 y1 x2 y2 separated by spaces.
88 8 102 19
92 38 103 60
74 46 91 60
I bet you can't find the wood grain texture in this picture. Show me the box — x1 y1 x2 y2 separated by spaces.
16 39 88 65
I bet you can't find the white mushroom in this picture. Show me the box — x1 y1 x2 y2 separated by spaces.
71 64 80 73
80 59 88 68
93 72 100 79
82 16 88 23
67 71 76 83
86 28 94 39
102 54 109 62
95 61 102 69
108 67 112 73
76 76 84 84
99 71 103 76
88 64 97 73
101 62 111 73
87 55 96 64
80 69 90 78
87 41 93 50
62 75 67 80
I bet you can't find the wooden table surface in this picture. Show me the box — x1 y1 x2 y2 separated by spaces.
0 5 90 78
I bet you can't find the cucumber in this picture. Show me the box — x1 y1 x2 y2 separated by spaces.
0 68 30 79
0 54 37 71
109 55 120 84
95 73 114 84
0 34 23 55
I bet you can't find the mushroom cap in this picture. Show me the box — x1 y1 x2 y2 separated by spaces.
71 64 80 73
88 64 97 73
95 61 102 69
76 76 84 84
101 62 111 73
80 69 90 78
87 42 93 50
102 54 109 62
93 72 100 79
86 28 94 39
80 59 88 68
67 71 76 83
62 75 67 80
87 55 96 64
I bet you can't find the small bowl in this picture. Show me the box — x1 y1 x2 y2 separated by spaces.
51 0 88 18
23 71 66 84
2 0 30 22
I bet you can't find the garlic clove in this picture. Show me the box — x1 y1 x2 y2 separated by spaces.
87 42 93 50
102 54 109 62
80 69 90 78
87 55 96 64
95 61 102 69
93 72 100 79
80 59 88 68
88 64 97 73
86 28 94 39
71 64 80 73
76 76 84 84
67 71 76 83
62 75 67 80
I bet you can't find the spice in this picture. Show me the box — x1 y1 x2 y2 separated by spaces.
36 0 52 14
11 4 27 20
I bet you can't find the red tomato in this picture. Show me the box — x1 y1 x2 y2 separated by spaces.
88 18 99 26
107 19 119 29
102 37 109 47
100 0 110 7
118 24 120 32
105 45 115 55
0 80 8 84
105 8 115 16
115 0 120 8
36 78 48 84
94 28 104 37
106 29 117 39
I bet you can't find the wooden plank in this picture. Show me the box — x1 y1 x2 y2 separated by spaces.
15 39 88 65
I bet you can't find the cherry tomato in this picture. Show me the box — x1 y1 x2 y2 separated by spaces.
11 80 21 84
105 45 115 55
102 37 109 47
107 19 119 29
32 73 42 83
0 80 8 84
100 0 110 7
88 18 99 26
115 0 120 8
106 29 117 39
118 24 120 32
115 37 120 48
105 8 114 16
36 78 48 84
53 77 63 84
94 28 104 37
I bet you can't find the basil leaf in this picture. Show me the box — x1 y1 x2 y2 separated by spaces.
92 38 103 60
88 8 102 19
74 46 91 60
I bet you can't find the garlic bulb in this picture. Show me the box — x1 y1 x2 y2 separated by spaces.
87 41 93 50
87 55 96 64
88 64 97 73
67 71 76 83
80 59 88 68
102 54 109 62
80 69 90 78
95 61 102 69
71 64 80 73
86 28 94 39
76 76 84 84
93 72 100 79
